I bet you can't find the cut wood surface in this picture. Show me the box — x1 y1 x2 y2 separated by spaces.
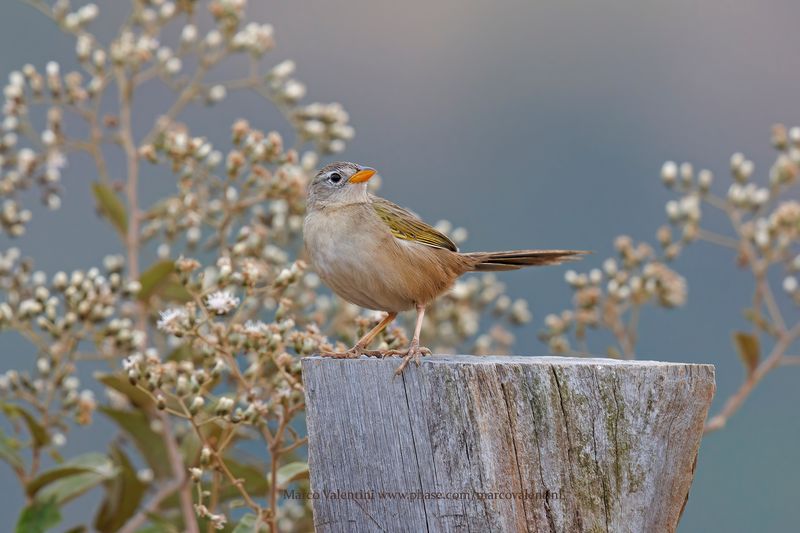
302 355 715 533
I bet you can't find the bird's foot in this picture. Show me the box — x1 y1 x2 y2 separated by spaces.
318 343 430 373
386 341 431 375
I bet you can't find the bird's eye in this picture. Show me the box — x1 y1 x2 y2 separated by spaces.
328 172 343 184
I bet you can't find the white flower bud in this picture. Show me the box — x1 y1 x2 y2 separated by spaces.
36 358 50 374
208 84 226 103
752 188 769 207
46 61 60 77
603 258 618 276
270 60 295 79
159 2 176 19
200 445 212 465
698 169 713 190
739 159 754 179
181 24 198 43
727 184 745 205
215 396 234 416
783 276 798 294
329 139 345 153
283 80 306 101
754 228 770 248
730 152 745 170
165 57 182 75
304 120 324 136
189 396 205 414
125 280 142 295
679 162 693 182
78 3 99 22
205 30 222 47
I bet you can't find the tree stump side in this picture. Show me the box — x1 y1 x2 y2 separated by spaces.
301 355 715 533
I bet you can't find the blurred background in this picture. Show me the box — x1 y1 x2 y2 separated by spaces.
1 0 799 530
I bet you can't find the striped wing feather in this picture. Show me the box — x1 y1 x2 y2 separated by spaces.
370 196 458 252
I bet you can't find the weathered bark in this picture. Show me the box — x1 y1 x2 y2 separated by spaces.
302 355 715 533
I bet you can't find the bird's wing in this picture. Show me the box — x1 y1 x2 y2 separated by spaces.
370 195 458 252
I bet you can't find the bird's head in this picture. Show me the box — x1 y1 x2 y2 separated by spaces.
306 161 376 210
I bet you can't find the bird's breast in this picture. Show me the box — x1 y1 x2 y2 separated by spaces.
303 205 465 312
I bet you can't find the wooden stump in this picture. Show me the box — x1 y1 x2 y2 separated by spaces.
301 355 715 533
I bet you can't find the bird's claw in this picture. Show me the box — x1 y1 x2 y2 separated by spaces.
319 343 430 375
319 346 387 359
393 342 431 375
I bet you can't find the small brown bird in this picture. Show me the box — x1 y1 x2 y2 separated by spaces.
304 162 586 373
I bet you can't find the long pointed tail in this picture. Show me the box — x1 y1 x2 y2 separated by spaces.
463 249 589 272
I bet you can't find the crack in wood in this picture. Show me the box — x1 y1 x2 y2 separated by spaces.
500 377 532 533
401 370 431 533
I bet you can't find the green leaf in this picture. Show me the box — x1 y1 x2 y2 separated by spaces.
2 403 50 447
138 260 176 301
228 457 270 494
39 471 113 505
94 445 147 533
733 331 760 376
100 407 171 479
27 466 97 498
91 182 128 236
0 428 24 471
274 461 309 488
95 372 154 409
160 281 192 302
137 260 191 303
28 453 116 504
16 498 61 533
233 513 265 533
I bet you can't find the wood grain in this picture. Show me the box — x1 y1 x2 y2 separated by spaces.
301 355 715 533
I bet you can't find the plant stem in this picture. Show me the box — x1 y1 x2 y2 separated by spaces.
705 322 800 432
161 410 200 533
115 68 141 281
116 63 199 532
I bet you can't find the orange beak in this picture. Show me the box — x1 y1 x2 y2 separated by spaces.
348 167 376 184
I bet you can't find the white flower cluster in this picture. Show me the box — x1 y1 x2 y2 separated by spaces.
744 200 800 254
232 22 275 55
292 102 354 154
0 64 75 234
205 290 240 315
54 2 99 33
542 235 687 356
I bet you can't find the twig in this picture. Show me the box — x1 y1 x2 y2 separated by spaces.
115 68 141 281
696 229 740 250
21 0 54 21
705 322 800 432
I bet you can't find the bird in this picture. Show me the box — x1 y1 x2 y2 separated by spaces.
303 162 587 374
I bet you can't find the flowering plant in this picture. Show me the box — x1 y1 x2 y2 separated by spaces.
539 126 800 433
0 1 529 531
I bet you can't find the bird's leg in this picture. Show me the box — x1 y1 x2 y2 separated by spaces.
394 304 431 375
354 311 398 357
319 312 397 359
